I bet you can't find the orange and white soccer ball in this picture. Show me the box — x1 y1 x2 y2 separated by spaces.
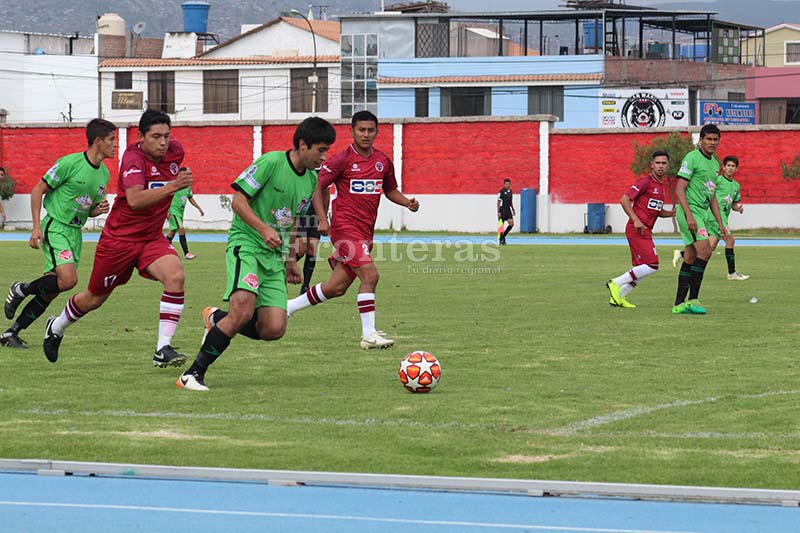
398 351 441 393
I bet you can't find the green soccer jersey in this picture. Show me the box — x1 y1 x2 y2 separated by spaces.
677 149 720 210
228 150 317 255
169 187 193 217
42 152 110 227
715 175 741 216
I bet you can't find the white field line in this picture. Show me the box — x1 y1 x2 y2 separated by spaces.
0 501 701 533
551 390 800 436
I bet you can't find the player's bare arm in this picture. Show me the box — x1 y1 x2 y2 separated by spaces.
385 189 419 211
126 168 193 210
619 194 644 232
709 195 726 237
28 180 52 249
189 197 205 216
285 227 302 285
674 179 695 232
733 201 744 213
231 190 281 249
658 206 676 218
90 199 110 217
313 185 331 236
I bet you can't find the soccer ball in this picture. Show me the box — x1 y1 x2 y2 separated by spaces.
398 351 441 393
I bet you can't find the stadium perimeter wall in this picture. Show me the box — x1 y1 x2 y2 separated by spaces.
1 120 799 233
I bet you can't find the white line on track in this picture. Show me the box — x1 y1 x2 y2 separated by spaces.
0 501 701 533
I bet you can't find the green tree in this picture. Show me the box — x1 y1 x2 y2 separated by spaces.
630 132 696 231
0 169 15 201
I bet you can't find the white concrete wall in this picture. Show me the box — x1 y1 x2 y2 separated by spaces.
3 193 798 234
0 53 98 123
203 24 339 58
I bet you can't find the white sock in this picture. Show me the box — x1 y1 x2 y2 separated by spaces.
51 295 85 336
157 291 184 350
287 283 328 317
357 292 376 337
620 283 636 297
614 264 658 287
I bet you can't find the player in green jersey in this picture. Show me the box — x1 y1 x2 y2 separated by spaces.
707 155 748 281
2 119 116 348
166 187 204 260
176 117 336 391
672 124 726 315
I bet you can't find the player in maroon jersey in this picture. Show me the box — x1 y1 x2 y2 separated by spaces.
286 110 419 349
606 151 676 308
44 110 193 366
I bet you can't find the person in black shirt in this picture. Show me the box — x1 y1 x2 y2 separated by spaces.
496 179 515 245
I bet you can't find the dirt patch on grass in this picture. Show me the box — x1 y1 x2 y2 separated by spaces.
493 454 574 463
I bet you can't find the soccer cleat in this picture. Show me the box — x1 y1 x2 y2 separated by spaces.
43 316 62 363
608 297 621 307
360 330 395 350
0 331 28 349
499 236 507 246
185 252 197 260
176 370 209 391
4 282 25 320
605 280 623 306
672 249 682 269
671 302 691 315
617 297 636 309
153 345 187 368
686 300 707 315
299 285 309 295
727 271 750 281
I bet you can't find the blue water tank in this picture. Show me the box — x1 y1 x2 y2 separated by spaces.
586 203 606 233
680 43 708 62
520 188 537 233
182 1 210 34
583 21 602 49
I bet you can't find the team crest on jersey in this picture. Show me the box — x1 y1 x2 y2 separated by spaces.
704 180 717 192
723 194 733 205
58 250 73 261
375 162 384 172
243 273 259 289
271 207 294 227
75 195 93 209
46 163 60 183
170 162 180 175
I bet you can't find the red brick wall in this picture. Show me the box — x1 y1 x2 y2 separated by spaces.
0 126 118 192
170 125 253 194
261 124 393 162
605 58 747 91
402 121 540 194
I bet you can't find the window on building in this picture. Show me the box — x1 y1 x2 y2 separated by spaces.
147 71 175 114
290 68 329 113
786 98 800 124
527 86 564 120
727 92 745 102
415 88 429 117
115 72 132 90
203 70 239 114
416 21 449 58
440 87 491 117
786 42 800 64
341 34 378 118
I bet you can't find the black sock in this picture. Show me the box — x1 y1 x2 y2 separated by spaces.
14 296 52 330
237 314 261 340
502 226 512 238
688 258 708 300
302 254 316 287
179 235 189 255
674 263 692 306
188 326 231 375
725 248 735 274
23 275 60 296
212 309 228 325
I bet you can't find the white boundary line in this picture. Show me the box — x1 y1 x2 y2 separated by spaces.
0 501 699 533
1 459 799 507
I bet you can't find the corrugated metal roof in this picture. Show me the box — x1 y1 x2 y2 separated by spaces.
99 55 340 68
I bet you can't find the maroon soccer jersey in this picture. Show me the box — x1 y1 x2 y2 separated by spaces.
625 174 666 230
318 144 397 240
104 139 185 241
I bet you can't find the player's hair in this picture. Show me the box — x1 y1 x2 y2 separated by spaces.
699 124 721 138
85 118 117 148
651 150 669 160
293 117 336 149
723 155 739 167
503 178 511 183
0 167 5 174
139 109 171 135
351 110 378 129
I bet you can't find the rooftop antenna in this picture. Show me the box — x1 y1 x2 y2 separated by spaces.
131 21 146 35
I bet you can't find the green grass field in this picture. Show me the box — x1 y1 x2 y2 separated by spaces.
1 237 798 490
